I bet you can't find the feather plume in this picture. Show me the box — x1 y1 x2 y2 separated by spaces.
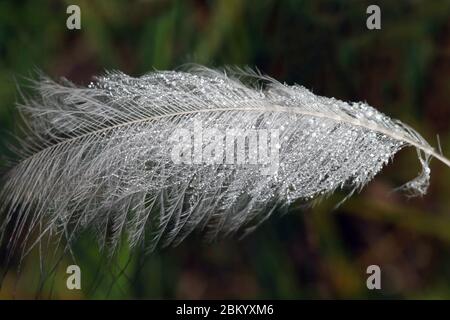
1 66 449 256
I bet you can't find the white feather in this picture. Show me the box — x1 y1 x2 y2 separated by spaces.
1 66 449 255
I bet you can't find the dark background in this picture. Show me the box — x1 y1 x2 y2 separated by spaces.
0 0 450 299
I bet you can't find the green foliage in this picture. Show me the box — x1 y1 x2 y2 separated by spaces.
1 0 450 299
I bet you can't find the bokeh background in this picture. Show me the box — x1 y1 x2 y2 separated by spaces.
1 0 450 299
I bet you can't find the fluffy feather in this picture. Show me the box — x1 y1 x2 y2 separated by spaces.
1 66 449 256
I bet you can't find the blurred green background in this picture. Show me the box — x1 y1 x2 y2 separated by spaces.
1 0 450 299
